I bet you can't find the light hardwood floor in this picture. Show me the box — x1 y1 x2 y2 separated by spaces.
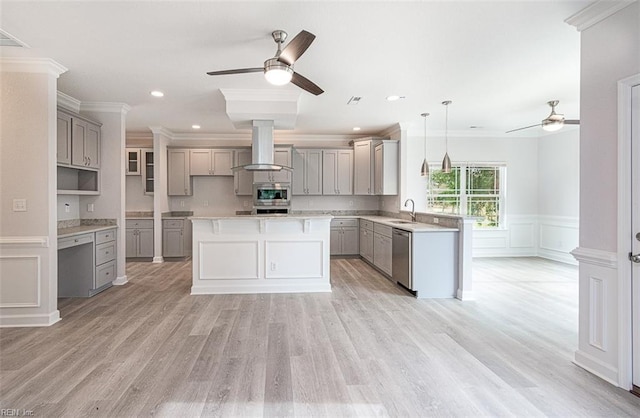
1 257 640 417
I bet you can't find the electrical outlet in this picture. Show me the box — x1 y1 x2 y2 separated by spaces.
64 203 70 213
433 217 439 224
203 200 209 207
87 203 94 212
349 200 354 207
270 262 277 271
180 200 185 207
243 200 249 207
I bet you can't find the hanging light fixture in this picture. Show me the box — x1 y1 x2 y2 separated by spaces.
420 113 429 177
442 100 452 173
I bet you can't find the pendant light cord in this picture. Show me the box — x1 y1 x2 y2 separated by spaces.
445 103 449 153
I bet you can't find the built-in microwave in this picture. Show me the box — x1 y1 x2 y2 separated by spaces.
253 183 291 207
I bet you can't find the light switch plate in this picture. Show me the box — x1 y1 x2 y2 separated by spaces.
87 203 94 212
13 199 27 212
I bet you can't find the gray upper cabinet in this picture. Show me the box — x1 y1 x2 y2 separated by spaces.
322 149 353 195
57 111 72 164
234 148 253 195
353 140 372 195
189 149 234 176
58 109 101 169
167 149 192 196
292 149 322 195
374 141 398 195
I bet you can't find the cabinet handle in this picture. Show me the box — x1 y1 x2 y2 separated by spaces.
106 272 109 276
88 156 91 165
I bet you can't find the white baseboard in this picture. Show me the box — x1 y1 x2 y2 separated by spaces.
112 275 128 285
573 349 620 387
152 256 163 263
191 283 332 295
0 310 60 328
456 289 475 301
538 248 579 265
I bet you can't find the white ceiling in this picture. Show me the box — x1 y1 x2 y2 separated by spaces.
0 0 590 137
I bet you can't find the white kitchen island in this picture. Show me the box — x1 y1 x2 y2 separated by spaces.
190 215 332 295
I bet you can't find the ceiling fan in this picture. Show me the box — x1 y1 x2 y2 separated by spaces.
506 100 579 133
206 29 324 96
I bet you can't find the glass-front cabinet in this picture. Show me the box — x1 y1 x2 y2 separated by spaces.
143 149 154 195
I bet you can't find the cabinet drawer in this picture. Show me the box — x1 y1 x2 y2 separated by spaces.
96 241 116 265
58 233 94 250
360 219 374 231
373 223 392 237
95 228 116 245
163 219 184 229
331 218 359 228
126 219 153 229
95 260 116 288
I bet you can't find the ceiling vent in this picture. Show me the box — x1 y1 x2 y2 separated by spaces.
347 96 362 105
0 29 28 48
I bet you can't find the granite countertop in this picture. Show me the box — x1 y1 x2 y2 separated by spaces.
58 224 117 239
191 214 333 221
358 216 458 232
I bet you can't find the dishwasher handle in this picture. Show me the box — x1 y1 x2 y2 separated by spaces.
392 229 410 237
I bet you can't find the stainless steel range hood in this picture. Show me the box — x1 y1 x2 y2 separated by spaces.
233 120 292 172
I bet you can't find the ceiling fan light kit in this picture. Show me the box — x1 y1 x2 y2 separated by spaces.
442 100 452 174
506 100 580 133
207 29 324 95
420 112 430 177
264 58 293 85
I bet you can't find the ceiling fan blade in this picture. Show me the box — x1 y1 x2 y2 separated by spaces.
278 30 315 66
564 119 580 125
505 123 542 134
291 72 324 96
206 67 263 76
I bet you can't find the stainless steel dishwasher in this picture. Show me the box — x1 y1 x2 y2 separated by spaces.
392 228 412 290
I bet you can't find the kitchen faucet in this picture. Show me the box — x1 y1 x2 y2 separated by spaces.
404 199 416 222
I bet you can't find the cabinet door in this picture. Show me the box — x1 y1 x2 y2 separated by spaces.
322 150 338 195
137 228 154 258
306 149 323 195
234 149 253 195
189 149 212 175
163 228 184 257
71 119 88 167
342 226 359 255
142 149 154 194
374 144 383 195
212 150 234 176
126 149 141 175
330 228 342 256
292 149 306 195
336 150 353 195
271 148 292 183
360 227 373 262
373 232 392 275
57 112 72 164
168 150 191 195
125 229 137 258
85 123 100 169
353 141 372 195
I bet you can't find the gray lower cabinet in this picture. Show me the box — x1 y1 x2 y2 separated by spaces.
359 219 374 263
126 219 154 258
163 219 191 257
373 223 392 276
58 227 116 297
330 218 359 256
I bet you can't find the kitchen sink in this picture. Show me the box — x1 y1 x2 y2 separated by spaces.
390 220 417 224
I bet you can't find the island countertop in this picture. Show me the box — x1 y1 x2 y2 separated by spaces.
190 214 333 221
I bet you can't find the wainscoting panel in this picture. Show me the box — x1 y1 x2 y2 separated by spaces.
199 241 259 280
265 240 324 279
0 255 41 307
571 247 619 386
539 216 579 264
473 215 537 257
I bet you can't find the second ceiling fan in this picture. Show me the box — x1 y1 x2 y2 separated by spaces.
206 29 324 96
506 100 579 133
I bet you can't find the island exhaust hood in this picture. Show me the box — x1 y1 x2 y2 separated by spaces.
233 120 292 172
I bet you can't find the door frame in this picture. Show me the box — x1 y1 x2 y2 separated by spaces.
616 73 640 390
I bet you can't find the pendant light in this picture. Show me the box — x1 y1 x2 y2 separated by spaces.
420 113 429 177
442 100 452 173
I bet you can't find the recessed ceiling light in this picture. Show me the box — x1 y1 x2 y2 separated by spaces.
353 127 361 131
150 90 164 97
192 125 201 129
386 95 405 101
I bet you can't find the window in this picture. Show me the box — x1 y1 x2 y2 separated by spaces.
427 164 505 228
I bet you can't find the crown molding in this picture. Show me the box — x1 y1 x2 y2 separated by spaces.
57 91 81 113
565 0 636 32
0 57 67 77
148 126 174 138
80 102 131 115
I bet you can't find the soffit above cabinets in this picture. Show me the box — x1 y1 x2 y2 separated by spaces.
221 89 301 130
